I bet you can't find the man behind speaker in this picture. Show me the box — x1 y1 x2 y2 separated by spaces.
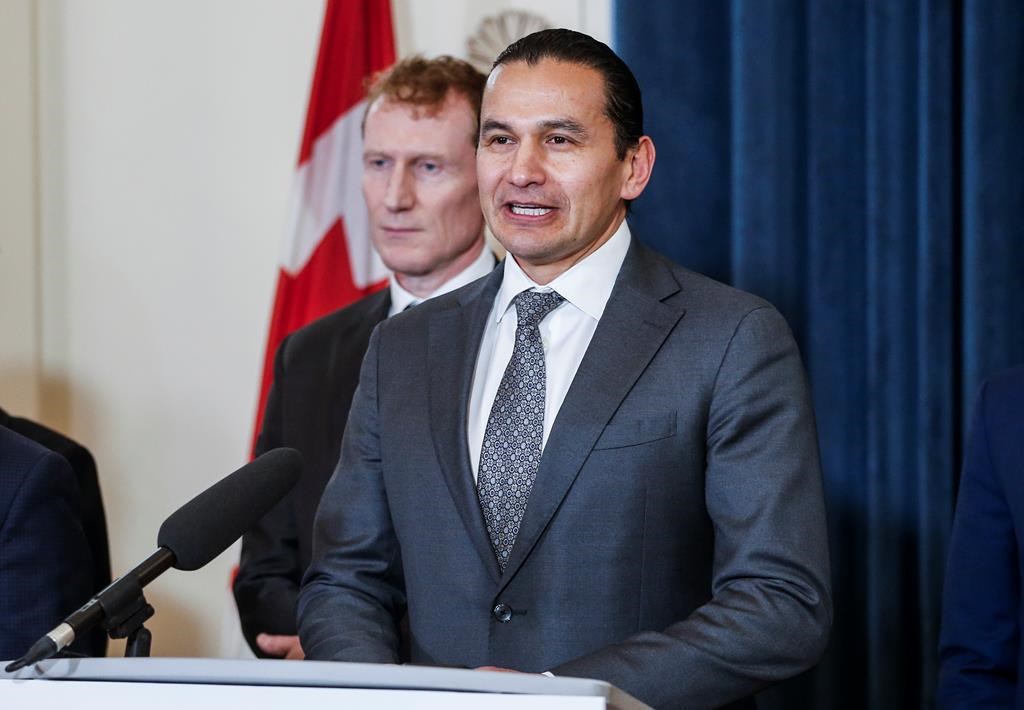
299 30 831 708
233 56 493 659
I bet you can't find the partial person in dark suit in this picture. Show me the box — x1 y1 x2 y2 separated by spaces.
0 407 109 658
233 56 494 659
298 30 831 709
938 364 1024 707
0 424 95 661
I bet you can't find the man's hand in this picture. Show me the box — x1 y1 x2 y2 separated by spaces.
256 633 305 660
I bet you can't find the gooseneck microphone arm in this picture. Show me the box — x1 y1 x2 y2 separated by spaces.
4 447 301 673
131 547 177 587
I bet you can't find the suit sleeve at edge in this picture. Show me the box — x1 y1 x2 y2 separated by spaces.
937 380 1018 708
0 451 94 660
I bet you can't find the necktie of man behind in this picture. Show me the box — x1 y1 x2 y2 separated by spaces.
477 290 565 570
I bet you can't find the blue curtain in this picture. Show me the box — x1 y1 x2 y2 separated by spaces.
615 1 1024 707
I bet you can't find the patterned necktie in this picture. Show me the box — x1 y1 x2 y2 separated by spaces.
477 289 565 570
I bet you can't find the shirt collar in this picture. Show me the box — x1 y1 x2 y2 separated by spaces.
494 219 632 323
389 243 496 316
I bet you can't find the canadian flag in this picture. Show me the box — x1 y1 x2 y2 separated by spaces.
252 0 396 450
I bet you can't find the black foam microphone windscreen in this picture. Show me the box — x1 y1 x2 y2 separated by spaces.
157 447 301 571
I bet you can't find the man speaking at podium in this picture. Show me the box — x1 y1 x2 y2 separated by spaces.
299 30 831 709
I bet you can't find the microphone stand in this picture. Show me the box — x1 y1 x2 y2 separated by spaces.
96 547 173 657
98 574 154 657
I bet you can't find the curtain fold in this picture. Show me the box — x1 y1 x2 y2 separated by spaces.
615 1 1024 707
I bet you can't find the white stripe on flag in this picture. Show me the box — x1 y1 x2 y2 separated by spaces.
279 100 387 288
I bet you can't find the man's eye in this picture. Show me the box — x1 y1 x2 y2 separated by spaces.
420 162 439 173
490 136 511 145
549 136 570 145
367 158 388 168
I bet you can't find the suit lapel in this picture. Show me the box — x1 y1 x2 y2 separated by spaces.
428 270 504 583
499 242 687 586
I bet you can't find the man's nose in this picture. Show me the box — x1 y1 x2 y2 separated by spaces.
508 142 546 188
384 165 415 211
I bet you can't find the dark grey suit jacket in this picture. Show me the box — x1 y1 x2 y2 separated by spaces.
298 239 832 709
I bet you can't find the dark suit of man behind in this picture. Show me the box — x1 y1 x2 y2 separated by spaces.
938 364 1024 707
299 30 830 708
233 290 389 650
0 425 95 661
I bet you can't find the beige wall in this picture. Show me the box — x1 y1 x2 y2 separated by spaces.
0 0 41 418
0 0 610 658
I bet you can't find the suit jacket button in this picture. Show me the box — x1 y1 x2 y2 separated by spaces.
492 603 513 623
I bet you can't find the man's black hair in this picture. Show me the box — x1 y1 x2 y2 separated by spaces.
492 28 643 160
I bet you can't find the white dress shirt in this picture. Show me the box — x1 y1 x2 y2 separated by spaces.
388 243 496 316
467 219 632 480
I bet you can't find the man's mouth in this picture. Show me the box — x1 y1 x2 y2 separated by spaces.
508 203 554 217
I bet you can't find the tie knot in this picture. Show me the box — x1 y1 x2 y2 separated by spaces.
513 290 565 328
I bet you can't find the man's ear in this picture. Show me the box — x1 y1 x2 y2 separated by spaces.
621 136 656 201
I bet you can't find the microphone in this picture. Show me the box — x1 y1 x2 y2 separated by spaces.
5 447 301 672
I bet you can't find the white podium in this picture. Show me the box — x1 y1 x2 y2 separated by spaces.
0 658 651 709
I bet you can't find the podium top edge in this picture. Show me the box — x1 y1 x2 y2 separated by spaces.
0 657 648 709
